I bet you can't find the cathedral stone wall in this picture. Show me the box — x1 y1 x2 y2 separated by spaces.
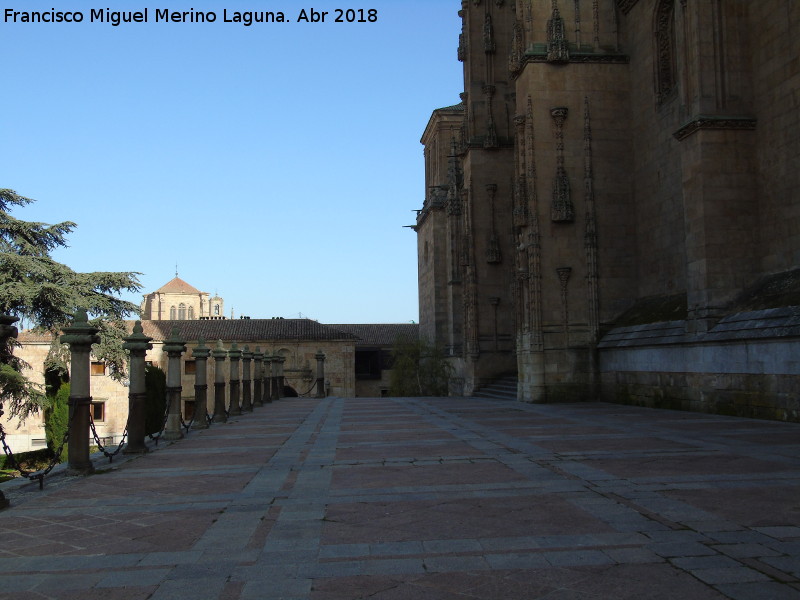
418 1 799 420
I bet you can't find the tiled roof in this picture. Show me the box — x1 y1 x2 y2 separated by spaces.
134 319 360 343
154 277 204 295
329 324 419 347
434 102 465 112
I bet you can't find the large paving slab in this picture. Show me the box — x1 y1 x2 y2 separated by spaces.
2 397 800 599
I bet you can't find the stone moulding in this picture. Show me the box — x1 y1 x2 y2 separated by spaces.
616 0 640 15
523 52 629 65
672 116 757 141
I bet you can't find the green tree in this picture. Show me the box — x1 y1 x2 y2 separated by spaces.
389 337 452 397
0 188 141 420
44 382 70 462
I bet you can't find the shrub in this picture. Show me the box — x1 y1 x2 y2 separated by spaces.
44 382 70 462
389 338 451 397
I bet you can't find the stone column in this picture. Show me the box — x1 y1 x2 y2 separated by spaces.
264 355 274 403
275 356 286 400
252 347 263 407
228 342 242 416
191 338 211 430
268 354 278 402
212 340 227 423
163 327 186 441
122 321 153 454
0 314 19 508
60 309 100 476
241 346 253 412
315 350 326 398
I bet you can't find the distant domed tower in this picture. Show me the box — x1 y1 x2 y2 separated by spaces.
140 276 221 321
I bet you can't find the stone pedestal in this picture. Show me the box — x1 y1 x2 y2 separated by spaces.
212 340 227 423
241 346 253 412
264 356 275 403
275 356 286 399
60 310 100 476
252 348 263 408
192 338 211 429
163 328 186 441
315 350 326 398
227 343 242 416
122 321 153 453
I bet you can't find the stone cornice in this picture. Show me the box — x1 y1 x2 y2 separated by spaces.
522 52 629 67
673 115 757 141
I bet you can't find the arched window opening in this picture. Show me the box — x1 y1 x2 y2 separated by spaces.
178 303 187 320
214 304 220 315
654 0 677 104
188 306 195 320
169 305 177 320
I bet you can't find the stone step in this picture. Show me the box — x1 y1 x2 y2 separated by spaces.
474 375 518 400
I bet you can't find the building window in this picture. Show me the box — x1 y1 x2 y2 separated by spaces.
214 304 220 315
169 305 177 319
185 360 197 375
90 361 106 376
178 303 187 320
91 401 105 422
188 306 195 320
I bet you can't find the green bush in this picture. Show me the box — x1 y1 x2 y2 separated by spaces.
145 365 167 435
389 338 452 397
44 382 70 462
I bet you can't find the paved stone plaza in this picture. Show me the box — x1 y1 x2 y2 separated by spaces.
1 397 800 599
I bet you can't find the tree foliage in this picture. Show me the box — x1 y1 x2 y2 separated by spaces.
44 382 70 463
389 337 452 397
0 189 142 420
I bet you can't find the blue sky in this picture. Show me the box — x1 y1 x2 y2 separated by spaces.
2 1 463 323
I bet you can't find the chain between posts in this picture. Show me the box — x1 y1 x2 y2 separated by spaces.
147 393 173 445
89 413 128 463
0 410 72 490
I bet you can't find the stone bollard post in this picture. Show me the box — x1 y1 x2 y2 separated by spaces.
264 355 274 403
60 309 100 475
241 346 253 412
227 342 242 416
122 321 153 454
0 314 20 508
212 340 228 423
163 327 186 441
191 338 211 430
252 348 263 408
315 350 326 398
275 356 286 400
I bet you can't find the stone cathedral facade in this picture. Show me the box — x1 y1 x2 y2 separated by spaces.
417 1 799 420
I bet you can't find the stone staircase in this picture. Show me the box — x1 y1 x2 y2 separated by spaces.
473 374 518 401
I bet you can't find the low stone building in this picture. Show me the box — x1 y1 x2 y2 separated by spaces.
3 319 419 453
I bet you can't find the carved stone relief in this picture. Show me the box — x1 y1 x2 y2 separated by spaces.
550 107 574 222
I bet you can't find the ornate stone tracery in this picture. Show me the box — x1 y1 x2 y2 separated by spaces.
654 0 677 104
547 1 570 63
550 107 574 222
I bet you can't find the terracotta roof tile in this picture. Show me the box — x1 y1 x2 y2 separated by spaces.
134 319 359 343
154 277 204 295
329 324 419 347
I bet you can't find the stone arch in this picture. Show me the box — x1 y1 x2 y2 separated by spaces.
654 0 677 104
